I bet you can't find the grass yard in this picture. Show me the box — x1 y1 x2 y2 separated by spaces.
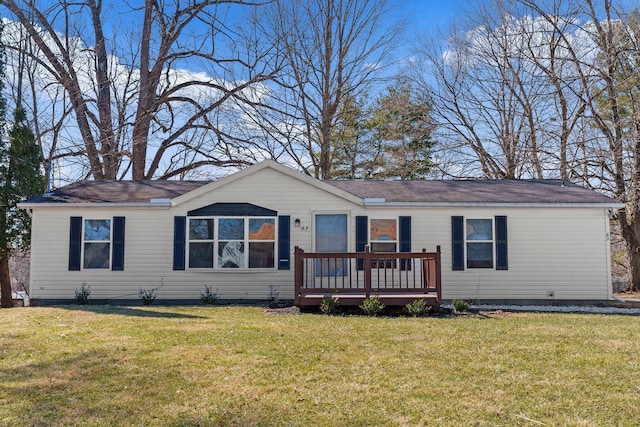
1 306 640 426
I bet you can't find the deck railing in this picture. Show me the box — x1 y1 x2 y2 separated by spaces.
294 246 441 306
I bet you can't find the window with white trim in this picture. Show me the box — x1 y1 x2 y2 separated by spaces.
189 218 214 268
465 218 493 268
370 218 397 268
188 217 275 269
83 219 111 269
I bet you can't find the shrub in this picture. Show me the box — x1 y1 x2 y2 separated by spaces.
405 299 430 317
320 296 340 315
139 288 157 305
200 285 219 305
360 295 385 316
74 283 91 304
267 284 281 308
453 299 469 313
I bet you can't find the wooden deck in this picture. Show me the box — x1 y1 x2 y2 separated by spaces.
294 246 441 307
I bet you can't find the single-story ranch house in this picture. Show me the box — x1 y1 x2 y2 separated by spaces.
19 160 622 305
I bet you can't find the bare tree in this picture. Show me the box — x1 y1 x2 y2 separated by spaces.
259 0 401 179
414 1 573 179
2 0 276 181
517 4 589 180
2 16 81 186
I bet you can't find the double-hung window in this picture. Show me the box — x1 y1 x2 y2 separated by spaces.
356 215 411 271
248 218 276 268
187 217 275 269
189 218 214 268
465 218 494 268
370 218 397 268
83 219 111 269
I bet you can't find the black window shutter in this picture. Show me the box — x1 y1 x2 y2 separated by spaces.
112 217 125 271
355 216 368 251
452 216 465 271
495 215 508 270
399 216 411 252
278 216 291 270
173 216 186 271
399 216 411 270
69 216 82 271
355 216 368 270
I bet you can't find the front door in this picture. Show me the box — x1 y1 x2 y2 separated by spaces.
314 214 348 276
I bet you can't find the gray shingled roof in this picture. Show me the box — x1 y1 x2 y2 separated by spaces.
327 179 618 204
24 180 208 204
23 178 618 205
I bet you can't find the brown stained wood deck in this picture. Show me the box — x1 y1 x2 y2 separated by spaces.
294 246 441 307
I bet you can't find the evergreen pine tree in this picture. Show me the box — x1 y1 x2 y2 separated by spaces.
0 22 46 308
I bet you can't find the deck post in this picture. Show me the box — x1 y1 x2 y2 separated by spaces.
294 246 303 305
422 248 427 290
364 245 371 299
436 245 442 303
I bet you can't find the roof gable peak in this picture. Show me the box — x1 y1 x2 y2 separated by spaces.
171 160 363 206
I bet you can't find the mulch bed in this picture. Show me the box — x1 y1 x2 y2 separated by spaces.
264 306 302 315
263 305 515 318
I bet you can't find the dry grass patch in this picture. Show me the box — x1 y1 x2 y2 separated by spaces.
1 305 640 426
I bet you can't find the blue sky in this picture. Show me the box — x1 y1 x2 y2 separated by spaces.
406 0 459 31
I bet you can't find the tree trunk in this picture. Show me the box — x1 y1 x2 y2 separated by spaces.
320 125 332 180
131 0 155 180
627 246 640 292
619 210 640 291
0 256 13 308
88 0 118 180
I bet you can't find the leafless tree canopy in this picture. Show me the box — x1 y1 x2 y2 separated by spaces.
254 0 402 179
413 0 601 179
2 0 278 181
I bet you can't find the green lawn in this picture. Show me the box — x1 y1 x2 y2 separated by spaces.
1 306 639 426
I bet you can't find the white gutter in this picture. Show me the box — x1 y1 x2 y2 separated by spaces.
17 200 173 209
19 198 623 210
363 200 625 209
